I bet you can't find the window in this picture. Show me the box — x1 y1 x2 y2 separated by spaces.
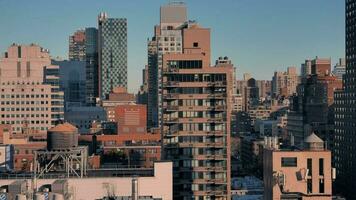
307 158 312 176
18 46 21 58
17 61 21 77
307 179 313 193
281 157 297 167
319 158 324 175
193 42 199 47
319 179 325 193
26 61 31 77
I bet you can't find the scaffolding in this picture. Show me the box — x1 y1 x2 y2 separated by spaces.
33 146 88 180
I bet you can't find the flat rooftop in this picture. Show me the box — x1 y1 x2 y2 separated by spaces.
0 167 154 180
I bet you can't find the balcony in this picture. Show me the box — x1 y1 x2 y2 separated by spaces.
207 130 224 136
162 81 179 88
163 105 179 112
177 142 223 148
206 154 226 160
162 68 179 74
163 93 179 99
165 143 179 148
208 105 225 112
179 166 226 172
163 129 178 137
206 142 225 148
163 117 179 124
191 190 227 197
207 81 227 87
207 118 225 123
208 93 226 99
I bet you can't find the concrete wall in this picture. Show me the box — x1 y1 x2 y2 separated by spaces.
0 162 172 200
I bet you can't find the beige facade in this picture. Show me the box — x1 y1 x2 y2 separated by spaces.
272 67 300 97
161 22 233 199
0 44 64 133
0 162 172 200
263 134 333 200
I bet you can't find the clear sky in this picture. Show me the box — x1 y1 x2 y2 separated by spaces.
0 0 345 92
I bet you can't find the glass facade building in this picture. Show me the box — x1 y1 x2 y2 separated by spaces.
85 27 99 105
98 13 127 100
334 0 356 199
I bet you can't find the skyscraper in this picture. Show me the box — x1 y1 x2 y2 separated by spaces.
301 59 312 78
147 3 187 128
334 0 356 198
159 3 233 199
287 59 342 148
0 44 64 133
85 27 99 105
98 12 127 100
69 30 86 61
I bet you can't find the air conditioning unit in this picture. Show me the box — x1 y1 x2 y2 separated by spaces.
278 173 286 186
332 168 337 180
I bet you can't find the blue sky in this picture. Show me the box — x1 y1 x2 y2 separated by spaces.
0 0 344 92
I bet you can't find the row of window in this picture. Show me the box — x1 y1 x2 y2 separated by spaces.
0 101 49 106
1 120 50 124
281 157 324 175
1 107 49 112
0 114 49 119
168 87 226 94
0 94 49 98
167 74 227 82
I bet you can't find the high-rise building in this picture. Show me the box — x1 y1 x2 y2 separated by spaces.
301 59 312 78
244 78 260 110
332 58 346 80
69 30 86 61
51 60 86 108
287 57 341 148
272 67 299 97
334 0 356 198
256 80 271 98
159 5 233 198
137 65 149 105
85 27 99 105
236 76 268 112
147 2 187 128
0 44 64 133
264 133 333 200
98 13 127 100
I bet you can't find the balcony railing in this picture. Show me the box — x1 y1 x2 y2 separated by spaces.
207 118 225 123
207 93 226 99
208 105 225 111
163 93 179 99
163 105 179 111
163 117 179 123
207 130 224 135
207 81 227 87
162 81 179 88
162 68 179 73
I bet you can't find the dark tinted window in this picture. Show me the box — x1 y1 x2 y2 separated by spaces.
281 157 297 167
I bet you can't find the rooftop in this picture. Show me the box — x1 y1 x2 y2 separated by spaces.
304 132 324 143
0 167 155 180
48 122 77 133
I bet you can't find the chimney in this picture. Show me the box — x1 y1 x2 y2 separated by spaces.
132 178 138 200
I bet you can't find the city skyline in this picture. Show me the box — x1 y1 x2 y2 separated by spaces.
0 1 352 199
0 0 344 92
